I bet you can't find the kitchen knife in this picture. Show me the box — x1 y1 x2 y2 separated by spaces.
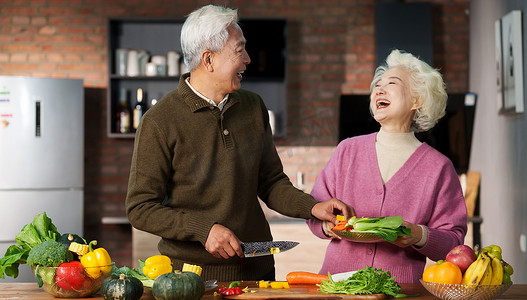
241 241 299 257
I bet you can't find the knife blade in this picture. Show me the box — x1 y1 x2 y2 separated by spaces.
241 241 299 257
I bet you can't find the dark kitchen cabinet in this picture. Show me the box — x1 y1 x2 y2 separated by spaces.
107 18 184 138
107 18 287 138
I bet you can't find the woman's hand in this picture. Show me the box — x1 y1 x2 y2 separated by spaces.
391 221 422 248
322 221 343 239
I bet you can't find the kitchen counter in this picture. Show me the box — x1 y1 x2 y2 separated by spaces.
1 282 526 299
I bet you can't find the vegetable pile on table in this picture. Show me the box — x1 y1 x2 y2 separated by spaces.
332 216 411 242
0 212 113 297
111 258 206 300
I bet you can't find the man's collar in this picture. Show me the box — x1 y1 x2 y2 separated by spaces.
179 73 238 112
185 77 229 110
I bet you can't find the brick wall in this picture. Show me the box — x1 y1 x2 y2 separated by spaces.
0 0 469 267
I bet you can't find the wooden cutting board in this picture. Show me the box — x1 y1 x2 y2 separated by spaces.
225 284 386 299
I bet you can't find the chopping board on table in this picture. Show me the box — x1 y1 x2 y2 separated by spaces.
224 284 386 299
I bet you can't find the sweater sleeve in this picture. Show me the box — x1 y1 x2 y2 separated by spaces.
255 99 318 220
412 160 467 261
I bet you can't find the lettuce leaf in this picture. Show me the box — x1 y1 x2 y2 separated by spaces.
0 212 60 279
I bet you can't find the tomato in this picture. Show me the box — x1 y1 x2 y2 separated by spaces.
423 261 462 284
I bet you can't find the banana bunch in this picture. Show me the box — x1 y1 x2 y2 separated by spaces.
462 245 514 286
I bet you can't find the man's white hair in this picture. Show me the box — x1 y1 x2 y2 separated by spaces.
181 5 240 72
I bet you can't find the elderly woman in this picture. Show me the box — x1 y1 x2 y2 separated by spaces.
307 49 467 283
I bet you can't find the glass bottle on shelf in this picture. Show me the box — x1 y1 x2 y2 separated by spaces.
116 88 130 133
133 88 144 131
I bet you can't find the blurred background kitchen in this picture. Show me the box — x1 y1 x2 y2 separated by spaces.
0 0 526 284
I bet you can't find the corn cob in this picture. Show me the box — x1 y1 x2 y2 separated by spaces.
68 242 89 256
182 263 202 276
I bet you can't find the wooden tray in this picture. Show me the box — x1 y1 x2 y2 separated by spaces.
225 284 386 299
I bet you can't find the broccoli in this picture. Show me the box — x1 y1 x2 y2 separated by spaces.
27 240 73 267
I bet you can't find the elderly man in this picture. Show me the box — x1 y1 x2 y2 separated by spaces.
126 4 352 281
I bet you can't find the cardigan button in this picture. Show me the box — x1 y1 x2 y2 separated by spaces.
223 129 230 136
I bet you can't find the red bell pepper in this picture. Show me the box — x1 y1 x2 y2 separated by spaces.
56 261 89 290
218 281 244 295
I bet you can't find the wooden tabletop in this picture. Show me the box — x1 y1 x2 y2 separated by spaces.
1 282 526 299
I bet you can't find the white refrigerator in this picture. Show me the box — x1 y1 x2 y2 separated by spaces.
0 76 84 282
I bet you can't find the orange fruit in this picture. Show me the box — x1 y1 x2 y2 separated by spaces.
423 261 462 284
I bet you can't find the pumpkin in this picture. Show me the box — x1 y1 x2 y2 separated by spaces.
58 233 86 247
152 271 204 300
102 274 144 300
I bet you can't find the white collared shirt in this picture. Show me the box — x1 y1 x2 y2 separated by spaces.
185 77 229 111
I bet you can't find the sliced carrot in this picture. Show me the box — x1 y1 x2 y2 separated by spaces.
286 271 329 285
331 221 348 231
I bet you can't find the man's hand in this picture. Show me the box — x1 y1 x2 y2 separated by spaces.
205 224 244 259
311 198 355 225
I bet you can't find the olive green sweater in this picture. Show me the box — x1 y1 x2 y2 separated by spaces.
126 73 318 281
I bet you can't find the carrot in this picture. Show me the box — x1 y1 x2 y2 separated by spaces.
286 271 329 285
331 220 348 231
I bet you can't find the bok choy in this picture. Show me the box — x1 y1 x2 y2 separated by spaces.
343 216 411 242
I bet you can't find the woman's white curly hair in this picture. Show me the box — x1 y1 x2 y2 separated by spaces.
370 49 447 132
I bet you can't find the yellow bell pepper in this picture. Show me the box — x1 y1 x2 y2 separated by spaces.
259 280 270 288
80 240 112 279
270 281 290 289
143 255 173 279
259 281 289 289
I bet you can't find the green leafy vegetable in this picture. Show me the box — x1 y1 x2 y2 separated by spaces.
111 260 154 288
318 266 401 297
343 216 411 242
0 212 61 279
0 245 27 278
15 212 60 249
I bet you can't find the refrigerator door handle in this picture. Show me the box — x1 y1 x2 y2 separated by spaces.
35 100 41 137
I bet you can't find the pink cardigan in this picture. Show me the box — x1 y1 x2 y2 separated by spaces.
306 133 467 283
